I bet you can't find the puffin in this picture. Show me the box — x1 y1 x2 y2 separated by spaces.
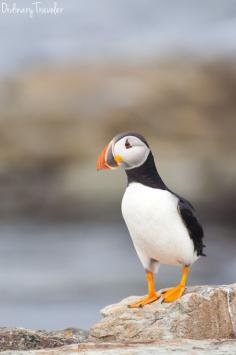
96 132 205 308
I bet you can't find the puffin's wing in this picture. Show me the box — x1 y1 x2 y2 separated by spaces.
177 198 205 256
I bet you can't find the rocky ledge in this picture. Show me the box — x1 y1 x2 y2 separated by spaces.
1 284 236 354
90 284 236 342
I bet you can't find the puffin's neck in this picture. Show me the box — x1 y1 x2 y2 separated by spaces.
125 152 167 189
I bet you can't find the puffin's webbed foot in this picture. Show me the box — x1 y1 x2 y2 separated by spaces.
128 270 159 308
160 284 185 303
128 293 160 308
160 265 189 303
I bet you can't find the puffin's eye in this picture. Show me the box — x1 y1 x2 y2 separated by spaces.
125 139 132 149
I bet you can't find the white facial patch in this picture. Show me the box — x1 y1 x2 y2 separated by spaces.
113 136 150 169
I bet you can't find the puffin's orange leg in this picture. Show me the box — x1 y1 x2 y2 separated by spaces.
128 271 160 308
161 266 189 303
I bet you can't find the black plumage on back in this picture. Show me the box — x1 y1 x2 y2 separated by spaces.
177 198 205 256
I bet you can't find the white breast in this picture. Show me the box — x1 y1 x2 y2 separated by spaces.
121 183 198 268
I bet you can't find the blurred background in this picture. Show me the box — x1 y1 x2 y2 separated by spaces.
0 0 236 330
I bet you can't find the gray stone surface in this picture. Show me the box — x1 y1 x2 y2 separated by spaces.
90 284 236 342
0 327 88 351
78 340 236 355
2 340 236 354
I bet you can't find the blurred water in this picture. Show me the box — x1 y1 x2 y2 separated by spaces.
1 0 236 74
0 221 235 330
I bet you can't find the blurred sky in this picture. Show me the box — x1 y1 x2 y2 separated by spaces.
1 0 236 74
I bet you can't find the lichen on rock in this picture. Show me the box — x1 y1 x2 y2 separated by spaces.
0 327 88 351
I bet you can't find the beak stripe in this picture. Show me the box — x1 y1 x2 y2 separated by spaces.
106 143 118 169
96 141 119 170
96 143 110 170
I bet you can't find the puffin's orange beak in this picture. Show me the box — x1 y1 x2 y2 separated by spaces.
96 141 120 170
96 143 110 170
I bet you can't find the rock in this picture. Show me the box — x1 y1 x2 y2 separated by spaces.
3 340 236 354
1 285 236 354
78 340 236 355
0 327 88 351
89 284 236 342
